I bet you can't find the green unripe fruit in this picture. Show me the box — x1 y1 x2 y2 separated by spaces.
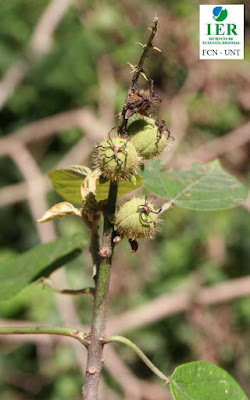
116 197 159 240
128 116 167 160
95 136 141 181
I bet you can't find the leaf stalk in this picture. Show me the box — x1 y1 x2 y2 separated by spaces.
105 335 169 383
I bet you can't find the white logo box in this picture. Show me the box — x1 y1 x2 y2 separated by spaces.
200 5 244 60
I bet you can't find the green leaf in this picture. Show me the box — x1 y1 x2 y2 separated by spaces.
140 160 247 211
48 167 88 204
0 234 85 301
49 167 142 203
169 361 248 400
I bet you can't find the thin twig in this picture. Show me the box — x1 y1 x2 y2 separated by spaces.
107 275 250 334
28 0 74 56
1 276 249 340
175 120 250 168
9 142 56 242
97 56 116 127
0 108 103 153
0 181 37 207
0 0 74 111
1 275 250 366
0 326 87 346
131 17 159 88
0 61 28 110
118 17 160 134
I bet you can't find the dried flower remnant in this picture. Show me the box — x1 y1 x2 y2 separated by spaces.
155 119 175 141
124 79 161 120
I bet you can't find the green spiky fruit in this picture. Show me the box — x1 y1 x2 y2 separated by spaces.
116 197 159 240
128 116 167 160
95 136 141 181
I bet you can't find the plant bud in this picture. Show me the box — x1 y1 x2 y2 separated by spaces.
116 197 160 240
95 136 141 181
128 116 167 160
81 192 101 229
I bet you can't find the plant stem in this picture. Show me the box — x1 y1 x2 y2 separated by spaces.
83 17 159 399
118 16 159 134
83 181 118 400
0 326 87 345
130 16 159 89
105 335 169 383
89 220 101 282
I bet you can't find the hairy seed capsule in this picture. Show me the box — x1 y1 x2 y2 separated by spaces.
116 197 159 240
128 116 167 160
95 136 141 181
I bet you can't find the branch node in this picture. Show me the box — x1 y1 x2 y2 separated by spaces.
127 62 136 73
99 333 107 345
88 367 97 374
99 248 112 258
164 377 170 385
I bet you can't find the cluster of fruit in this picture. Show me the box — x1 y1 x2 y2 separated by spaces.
94 80 173 243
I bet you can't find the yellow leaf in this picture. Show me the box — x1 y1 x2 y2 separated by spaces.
38 202 81 223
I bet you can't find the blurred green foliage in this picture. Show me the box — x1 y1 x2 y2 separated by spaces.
0 0 249 399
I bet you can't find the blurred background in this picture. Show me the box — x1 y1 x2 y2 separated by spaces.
0 0 249 399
